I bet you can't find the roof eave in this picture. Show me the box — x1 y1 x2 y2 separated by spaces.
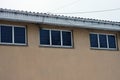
0 10 120 31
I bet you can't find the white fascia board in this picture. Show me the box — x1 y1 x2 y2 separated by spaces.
0 12 43 23
43 17 120 31
0 12 120 31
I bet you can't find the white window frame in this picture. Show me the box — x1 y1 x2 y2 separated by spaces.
0 24 27 45
90 32 117 50
40 28 73 48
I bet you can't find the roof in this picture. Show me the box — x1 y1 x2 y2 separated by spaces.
0 8 120 31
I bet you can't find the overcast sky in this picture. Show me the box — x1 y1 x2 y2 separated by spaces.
1 0 120 21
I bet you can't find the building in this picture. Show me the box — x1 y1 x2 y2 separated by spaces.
0 8 120 80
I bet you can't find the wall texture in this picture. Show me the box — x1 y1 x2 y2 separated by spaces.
0 20 120 80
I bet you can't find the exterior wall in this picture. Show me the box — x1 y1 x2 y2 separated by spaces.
0 20 120 80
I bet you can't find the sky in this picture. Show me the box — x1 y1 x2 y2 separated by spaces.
1 0 120 22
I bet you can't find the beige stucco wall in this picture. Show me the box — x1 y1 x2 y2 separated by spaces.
0 20 120 80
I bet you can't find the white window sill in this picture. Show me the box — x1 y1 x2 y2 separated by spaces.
0 43 27 46
90 47 118 51
40 45 73 49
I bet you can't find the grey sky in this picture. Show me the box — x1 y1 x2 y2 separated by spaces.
1 0 120 21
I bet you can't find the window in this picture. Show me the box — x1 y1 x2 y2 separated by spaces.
90 33 117 50
99 34 107 48
62 31 72 46
40 29 50 45
1 26 12 43
90 34 98 47
51 30 61 45
0 25 26 45
14 27 26 44
40 29 73 47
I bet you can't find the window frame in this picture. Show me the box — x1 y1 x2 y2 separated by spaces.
90 32 118 50
0 24 27 45
40 28 73 48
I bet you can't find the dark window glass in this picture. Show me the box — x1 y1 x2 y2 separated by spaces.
99 34 107 48
108 35 116 48
1 26 12 43
90 34 98 47
14 27 25 44
51 30 61 45
40 29 50 45
62 31 72 46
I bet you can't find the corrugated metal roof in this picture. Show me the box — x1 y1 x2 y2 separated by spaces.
0 8 120 26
